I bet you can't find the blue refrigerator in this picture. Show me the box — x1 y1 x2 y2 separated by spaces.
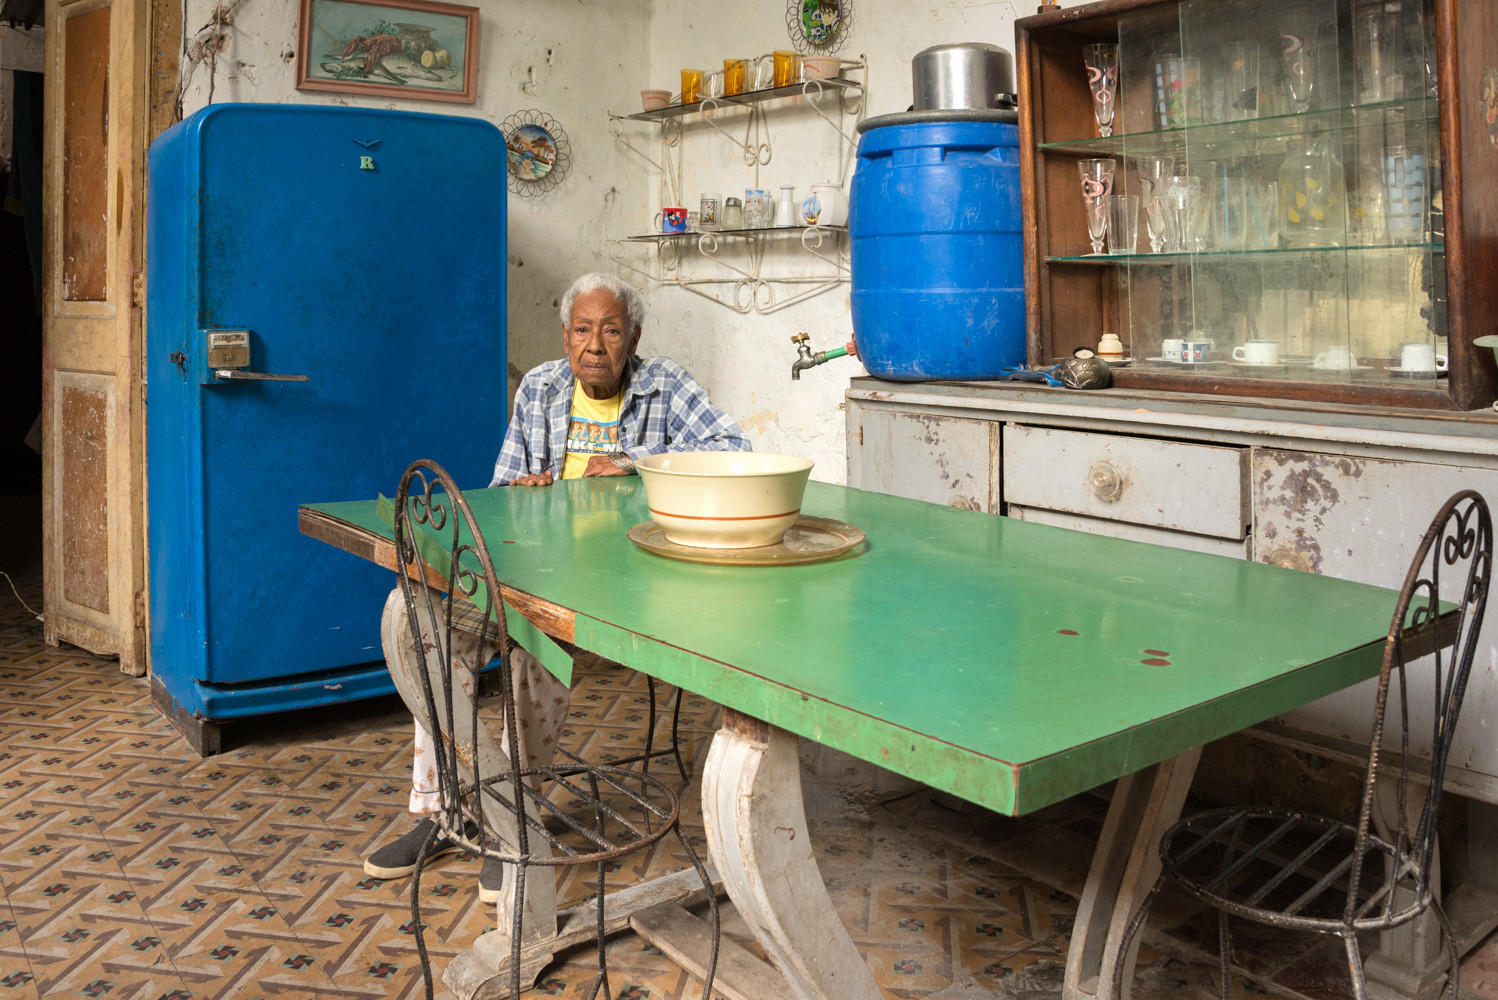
146 104 507 754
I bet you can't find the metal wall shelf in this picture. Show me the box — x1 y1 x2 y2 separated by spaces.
607 57 865 315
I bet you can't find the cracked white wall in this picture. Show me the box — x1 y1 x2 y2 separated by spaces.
177 0 1087 484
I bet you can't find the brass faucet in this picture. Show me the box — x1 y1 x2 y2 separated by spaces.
790 332 856 380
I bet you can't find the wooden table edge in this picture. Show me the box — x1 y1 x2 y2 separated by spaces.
297 505 577 645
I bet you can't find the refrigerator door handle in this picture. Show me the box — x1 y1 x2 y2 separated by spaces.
214 369 310 382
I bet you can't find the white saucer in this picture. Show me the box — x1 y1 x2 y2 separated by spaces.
1228 361 1288 370
1387 366 1448 377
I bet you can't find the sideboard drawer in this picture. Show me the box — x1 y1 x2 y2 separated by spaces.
1002 424 1249 540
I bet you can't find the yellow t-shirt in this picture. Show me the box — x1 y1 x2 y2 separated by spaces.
561 382 624 480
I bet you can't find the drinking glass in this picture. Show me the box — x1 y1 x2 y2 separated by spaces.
744 188 773 228
1078 158 1116 254
1108 194 1139 254
1280 10 1321 112
773 49 800 87
1383 145 1427 243
1222 41 1260 120
1135 154 1175 252
1163 174 1202 253
723 58 748 96
1154 55 1200 128
681 68 704 104
1246 180 1280 250
1083 43 1119 138
1207 165 1249 251
1353 4 1398 103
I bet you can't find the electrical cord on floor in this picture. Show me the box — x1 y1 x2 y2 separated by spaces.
1 570 43 622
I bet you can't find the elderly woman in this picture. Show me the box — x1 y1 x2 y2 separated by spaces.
364 273 748 902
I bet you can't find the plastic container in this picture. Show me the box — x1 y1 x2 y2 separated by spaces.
850 114 1024 380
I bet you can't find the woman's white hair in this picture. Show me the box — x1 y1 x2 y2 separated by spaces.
559 272 645 331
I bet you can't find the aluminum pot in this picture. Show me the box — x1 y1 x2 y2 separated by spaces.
912 43 1016 111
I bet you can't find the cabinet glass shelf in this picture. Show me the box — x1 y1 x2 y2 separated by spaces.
625 225 846 242
615 78 864 122
1046 241 1444 264
1038 96 1438 158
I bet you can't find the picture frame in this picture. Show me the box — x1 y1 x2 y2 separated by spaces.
296 0 479 104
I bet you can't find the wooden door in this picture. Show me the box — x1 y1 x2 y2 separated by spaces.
42 0 147 674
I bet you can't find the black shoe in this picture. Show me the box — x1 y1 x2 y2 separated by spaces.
478 857 505 904
363 818 462 879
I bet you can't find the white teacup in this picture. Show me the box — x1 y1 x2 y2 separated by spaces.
1232 339 1280 365
1400 343 1448 372
1161 338 1183 360
1313 345 1358 370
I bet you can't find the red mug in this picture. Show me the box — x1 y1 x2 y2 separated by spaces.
654 206 689 233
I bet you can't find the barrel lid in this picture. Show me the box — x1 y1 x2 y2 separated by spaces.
857 108 1019 133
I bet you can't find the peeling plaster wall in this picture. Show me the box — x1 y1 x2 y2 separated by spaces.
177 0 652 406
642 0 1087 483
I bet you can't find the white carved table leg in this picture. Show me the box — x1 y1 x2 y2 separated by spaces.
701 710 882 1000
1063 747 1202 1000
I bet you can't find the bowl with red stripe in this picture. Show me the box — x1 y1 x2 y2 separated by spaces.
636 451 814 549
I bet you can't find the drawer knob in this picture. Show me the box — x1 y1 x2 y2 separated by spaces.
1087 460 1125 502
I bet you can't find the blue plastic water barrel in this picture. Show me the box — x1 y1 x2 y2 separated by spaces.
850 113 1024 381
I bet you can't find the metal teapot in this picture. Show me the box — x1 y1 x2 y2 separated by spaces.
1057 348 1112 390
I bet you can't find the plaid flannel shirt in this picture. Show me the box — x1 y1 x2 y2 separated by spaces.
488 356 751 485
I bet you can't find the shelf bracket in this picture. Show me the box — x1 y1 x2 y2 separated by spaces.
699 99 773 167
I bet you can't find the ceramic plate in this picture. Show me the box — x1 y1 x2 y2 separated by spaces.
1387 366 1448 377
627 516 865 566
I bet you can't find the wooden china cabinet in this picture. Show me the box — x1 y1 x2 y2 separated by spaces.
1015 0 1498 409
846 1 1498 991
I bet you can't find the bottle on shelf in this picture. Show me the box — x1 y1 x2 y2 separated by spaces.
774 185 799 227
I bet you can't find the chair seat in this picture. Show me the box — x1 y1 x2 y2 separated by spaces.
1160 806 1431 934
446 755 683 869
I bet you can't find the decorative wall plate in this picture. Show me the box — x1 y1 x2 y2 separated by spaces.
501 109 572 197
787 0 851 55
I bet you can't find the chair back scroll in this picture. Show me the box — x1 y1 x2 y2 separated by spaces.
1348 489 1492 919
390 459 540 872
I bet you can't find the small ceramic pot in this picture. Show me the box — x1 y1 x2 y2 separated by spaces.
802 57 841 80
800 182 849 227
641 89 671 111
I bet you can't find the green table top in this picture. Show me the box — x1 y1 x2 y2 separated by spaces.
303 478 1396 816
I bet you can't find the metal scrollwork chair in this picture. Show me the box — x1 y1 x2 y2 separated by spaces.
1112 489 1492 1000
388 459 719 1000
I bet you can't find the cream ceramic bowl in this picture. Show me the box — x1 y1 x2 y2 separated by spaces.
641 89 672 111
636 452 814 548
801 57 841 80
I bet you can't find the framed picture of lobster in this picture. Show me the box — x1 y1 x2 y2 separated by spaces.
295 0 479 104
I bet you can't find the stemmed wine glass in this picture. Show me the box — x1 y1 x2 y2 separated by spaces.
1135 154 1175 252
1083 43 1119 138
1280 10 1320 113
1078 158 1116 254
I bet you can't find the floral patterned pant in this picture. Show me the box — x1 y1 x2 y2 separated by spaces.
379 587 570 815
